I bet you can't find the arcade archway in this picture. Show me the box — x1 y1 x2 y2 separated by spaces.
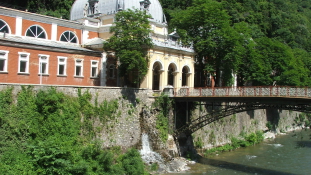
168 63 177 87
182 66 190 86
152 62 162 90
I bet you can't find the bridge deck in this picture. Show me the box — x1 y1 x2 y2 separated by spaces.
172 96 311 104
171 86 311 100
170 86 311 136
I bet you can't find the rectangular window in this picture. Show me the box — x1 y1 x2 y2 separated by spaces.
38 54 49 74
109 64 115 79
0 50 9 72
58 57 67 76
75 59 83 77
91 60 98 77
18 52 30 73
0 60 4 71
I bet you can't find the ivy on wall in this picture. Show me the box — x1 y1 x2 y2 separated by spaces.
153 94 174 143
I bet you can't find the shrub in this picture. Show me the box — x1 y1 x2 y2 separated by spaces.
266 121 273 131
0 87 145 174
121 148 148 175
205 131 264 156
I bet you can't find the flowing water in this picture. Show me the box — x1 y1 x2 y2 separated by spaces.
140 133 168 171
162 129 311 175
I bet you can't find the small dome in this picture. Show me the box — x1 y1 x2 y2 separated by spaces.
70 0 166 23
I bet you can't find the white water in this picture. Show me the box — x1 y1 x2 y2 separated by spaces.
140 133 166 170
140 133 192 173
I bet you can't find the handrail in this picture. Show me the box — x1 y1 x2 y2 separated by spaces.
172 86 311 98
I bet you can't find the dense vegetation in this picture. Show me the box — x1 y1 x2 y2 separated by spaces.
153 94 174 143
0 0 74 19
164 0 311 87
0 87 147 174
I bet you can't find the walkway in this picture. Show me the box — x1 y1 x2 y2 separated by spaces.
173 86 311 98
169 86 311 135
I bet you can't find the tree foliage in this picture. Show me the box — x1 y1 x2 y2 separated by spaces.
171 0 248 86
0 87 148 174
104 9 153 87
1 0 74 19
169 0 311 86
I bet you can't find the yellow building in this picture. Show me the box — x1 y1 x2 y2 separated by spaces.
71 0 195 90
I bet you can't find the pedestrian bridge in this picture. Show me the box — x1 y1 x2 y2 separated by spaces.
168 86 311 136
172 86 311 98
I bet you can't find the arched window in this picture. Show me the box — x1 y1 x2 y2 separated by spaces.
60 31 78 43
0 19 10 33
26 25 47 39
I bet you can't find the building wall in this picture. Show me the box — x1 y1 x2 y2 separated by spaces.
99 32 113 40
0 15 16 34
88 31 99 39
0 6 196 89
0 14 94 45
57 26 82 43
0 8 103 87
22 19 52 40
0 45 101 86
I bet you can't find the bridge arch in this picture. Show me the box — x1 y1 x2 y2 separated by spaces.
174 98 311 136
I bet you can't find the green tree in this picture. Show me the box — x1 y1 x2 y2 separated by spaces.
171 0 247 86
158 0 193 23
1 0 74 19
104 9 152 87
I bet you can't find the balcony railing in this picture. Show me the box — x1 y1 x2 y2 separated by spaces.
172 86 311 98
152 39 194 53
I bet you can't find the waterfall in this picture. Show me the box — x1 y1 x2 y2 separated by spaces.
140 133 192 173
140 133 166 170
140 133 152 154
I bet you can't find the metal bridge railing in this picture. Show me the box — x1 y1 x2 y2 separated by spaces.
173 86 311 98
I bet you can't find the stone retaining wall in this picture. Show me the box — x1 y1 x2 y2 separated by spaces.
0 83 155 149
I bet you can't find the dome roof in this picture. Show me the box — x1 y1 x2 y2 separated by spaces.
70 0 165 23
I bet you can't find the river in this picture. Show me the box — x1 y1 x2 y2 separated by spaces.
163 129 311 175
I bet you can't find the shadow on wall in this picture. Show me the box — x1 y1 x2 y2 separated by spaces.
121 87 139 107
266 109 281 131
247 110 255 119
174 101 198 130
177 134 197 159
